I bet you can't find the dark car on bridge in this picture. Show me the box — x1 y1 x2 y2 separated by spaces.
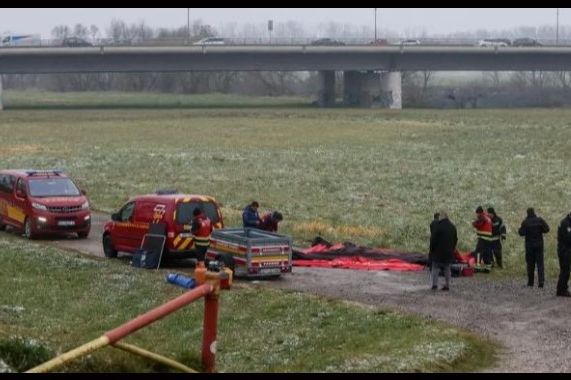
369 39 389 46
311 38 345 46
512 38 542 47
62 37 92 47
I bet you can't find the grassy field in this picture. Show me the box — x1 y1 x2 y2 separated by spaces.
1 91 570 278
0 234 494 372
2 89 571 372
5 90 310 110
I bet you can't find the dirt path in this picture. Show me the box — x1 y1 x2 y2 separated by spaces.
36 213 571 372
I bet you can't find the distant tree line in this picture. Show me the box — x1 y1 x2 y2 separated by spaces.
4 19 571 108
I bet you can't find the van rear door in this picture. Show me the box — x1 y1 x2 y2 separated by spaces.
172 199 222 252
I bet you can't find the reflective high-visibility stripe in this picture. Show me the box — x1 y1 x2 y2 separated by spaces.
179 238 193 250
194 236 210 247
173 235 182 247
7 205 26 224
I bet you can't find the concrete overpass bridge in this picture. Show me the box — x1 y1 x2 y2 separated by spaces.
2 45 571 110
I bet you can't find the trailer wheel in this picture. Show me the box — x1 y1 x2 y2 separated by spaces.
216 253 235 273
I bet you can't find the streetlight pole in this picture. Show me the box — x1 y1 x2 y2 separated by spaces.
556 8 560 46
187 8 190 44
374 8 377 42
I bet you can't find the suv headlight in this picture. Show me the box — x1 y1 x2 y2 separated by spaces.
32 202 48 211
81 201 90 210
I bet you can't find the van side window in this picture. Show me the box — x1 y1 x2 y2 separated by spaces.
176 201 219 224
120 202 135 222
0 175 14 193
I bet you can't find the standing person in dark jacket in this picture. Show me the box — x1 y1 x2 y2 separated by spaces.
556 212 571 297
430 212 440 234
488 207 507 269
518 208 550 288
242 201 261 228
428 212 440 266
429 211 458 291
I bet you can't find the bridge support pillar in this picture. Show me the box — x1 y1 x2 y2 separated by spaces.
343 71 382 107
318 70 336 107
0 75 3 111
380 71 402 110
342 71 402 109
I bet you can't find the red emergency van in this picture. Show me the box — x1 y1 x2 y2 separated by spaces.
0 170 91 239
102 190 224 259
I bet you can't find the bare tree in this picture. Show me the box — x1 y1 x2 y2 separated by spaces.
73 24 89 39
51 25 70 39
89 24 99 43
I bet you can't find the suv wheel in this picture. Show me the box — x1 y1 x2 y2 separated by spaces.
24 218 36 240
103 234 118 258
78 231 89 239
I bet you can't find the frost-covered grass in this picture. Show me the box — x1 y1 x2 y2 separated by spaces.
0 234 494 372
1 92 570 278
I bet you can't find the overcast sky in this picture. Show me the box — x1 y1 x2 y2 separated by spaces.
0 8 568 37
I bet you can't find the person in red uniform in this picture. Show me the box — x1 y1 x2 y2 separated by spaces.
259 211 283 233
472 206 494 271
191 208 213 264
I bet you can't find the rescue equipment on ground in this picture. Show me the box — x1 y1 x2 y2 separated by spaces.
166 273 197 289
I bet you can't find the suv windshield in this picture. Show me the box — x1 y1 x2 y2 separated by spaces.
28 178 80 197
176 202 220 224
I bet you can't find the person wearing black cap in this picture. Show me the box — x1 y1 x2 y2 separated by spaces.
556 212 571 297
242 201 261 228
518 208 550 288
488 207 507 269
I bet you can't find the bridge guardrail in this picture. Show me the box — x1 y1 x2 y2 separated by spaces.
2 37 571 48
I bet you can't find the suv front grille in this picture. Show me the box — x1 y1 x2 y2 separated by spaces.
47 205 82 213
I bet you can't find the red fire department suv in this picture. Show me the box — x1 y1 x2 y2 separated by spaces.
102 190 224 259
0 170 91 239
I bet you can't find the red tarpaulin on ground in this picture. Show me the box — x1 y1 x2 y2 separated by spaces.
293 257 425 271
293 240 428 272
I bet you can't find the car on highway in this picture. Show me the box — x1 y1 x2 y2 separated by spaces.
61 37 92 47
102 190 224 259
0 170 91 239
193 37 225 45
512 37 542 47
369 38 389 46
478 38 511 47
311 38 345 46
398 39 421 46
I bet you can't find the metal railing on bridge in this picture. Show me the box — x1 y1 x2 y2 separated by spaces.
2 36 571 48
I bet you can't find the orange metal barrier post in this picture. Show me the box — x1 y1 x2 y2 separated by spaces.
202 283 220 372
27 284 214 373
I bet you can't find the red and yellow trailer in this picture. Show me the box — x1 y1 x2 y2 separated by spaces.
207 228 292 278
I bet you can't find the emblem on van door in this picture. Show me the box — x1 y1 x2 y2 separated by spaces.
153 204 167 221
